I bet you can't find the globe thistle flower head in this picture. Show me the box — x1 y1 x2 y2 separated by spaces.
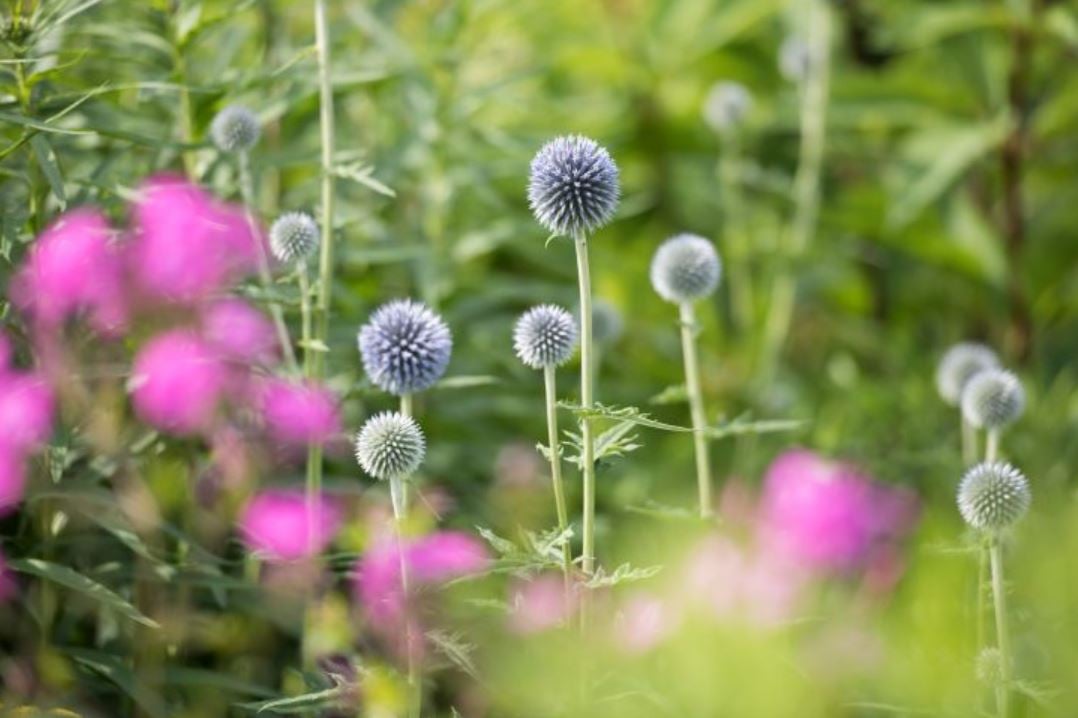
935 342 1000 406
528 135 620 237
961 369 1025 430
269 212 319 264
650 233 722 304
958 461 1031 532
210 105 260 153
514 305 578 369
355 412 426 481
703 82 753 133
779 36 813 83
358 299 452 396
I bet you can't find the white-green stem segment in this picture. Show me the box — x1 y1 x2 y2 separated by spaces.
543 364 573 583
962 416 978 466
989 537 1011 718
312 0 336 384
679 302 713 518
393 392 420 718
573 231 597 576
986 428 1000 463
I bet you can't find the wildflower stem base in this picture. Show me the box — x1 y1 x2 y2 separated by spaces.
679 302 713 518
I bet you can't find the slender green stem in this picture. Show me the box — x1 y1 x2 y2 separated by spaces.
986 429 1000 463
679 302 713 518
760 0 830 373
390 473 420 718
238 151 298 373
400 393 414 418
298 261 313 375
573 232 597 576
962 416 978 466
977 540 987 652
312 0 336 382
543 365 573 585
989 538 1011 718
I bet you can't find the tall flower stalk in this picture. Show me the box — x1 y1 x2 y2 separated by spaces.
936 342 1000 465
572 232 598 573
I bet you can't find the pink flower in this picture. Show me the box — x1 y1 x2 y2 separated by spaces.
615 593 678 654
128 176 261 303
407 531 490 582
11 208 127 333
757 449 918 573
0 451 26 515
0 373 54 453
238 490 342 562
202 299 278 365
259 379 341 447
130 330 225 435
508 574 577 634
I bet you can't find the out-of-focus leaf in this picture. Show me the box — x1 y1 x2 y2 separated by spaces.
239 686 346 714
31 135 66 207
10 559 160 628
66 648 167 718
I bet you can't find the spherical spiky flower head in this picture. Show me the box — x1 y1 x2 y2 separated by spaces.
210 105 260 153
958 461 1031 532
650 234 722 304
355 412 425 481
358 299 452 396
514 305 577 370
269 212 320 264
935 342 1000 406
528 135 620 237
703 82 753 133
779 36 813 83
961 369 1025 430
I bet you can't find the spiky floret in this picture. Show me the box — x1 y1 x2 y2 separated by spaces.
210 105 261 152
269 212 320 264
936 342 1000 406
528 135 620 237
358 299 452 396
958 461 1031 532
650 234 722 304
514 305 577 369
703 81 753 132
961 369 1025 430
779 36 813 83
355 411 425 481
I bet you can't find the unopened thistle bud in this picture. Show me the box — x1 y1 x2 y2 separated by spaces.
269 212 320 264
961 369 1025 430
703 82 753 133
355 411 425 481
958 461 1031 532
514 305 577 369
210 105 261 153
936 342 1000 407
650 234 722 304
358 299 452 396
779 36 813 83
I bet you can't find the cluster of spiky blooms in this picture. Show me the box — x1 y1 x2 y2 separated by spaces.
210 105 261 153
513 305 578 369
358 299 453 396
650 234 722 304
703 82 753 132
269 212 320 264
961 369 1025 430
957 461 1031 532
935 342 1000 406
355 411 426 481
527 135 620 237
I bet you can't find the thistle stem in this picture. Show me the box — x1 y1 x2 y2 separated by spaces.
389 475 420 718
312 0 336 383
573 232 597 576
962 416 978 466
989 538 1011 718
986 429 1000 463
543 364 573 586
679 302 713 518
298 261 313 375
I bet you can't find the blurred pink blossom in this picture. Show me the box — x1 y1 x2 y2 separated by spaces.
614 592 678 653
202 299 277 365
0 451 26 515
130 330 225 435
259 379 341 447
11 208 127 333
0 373 54 453
507 574 577 635
128 176 261 303
238 490 342 561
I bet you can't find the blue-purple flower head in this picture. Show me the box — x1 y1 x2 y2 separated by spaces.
650 234 722 304
958 461 1030 532
514 305 577 370
355 411 425 481
269 212 320 264
703 81 753 133
528 135 620 237
210 105 260 153
936 342 1000 406
358 299 452 396
961 369 1025 430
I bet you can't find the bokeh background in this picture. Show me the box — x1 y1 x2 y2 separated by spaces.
1 0 1077 716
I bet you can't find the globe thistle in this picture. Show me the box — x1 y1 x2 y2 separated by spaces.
703 82 753 133
961 369 1025 430
528 135 620 237
358 299 452 396
210 105 260 153
650 234 722 304
779 36 813 83
957 461 1031 532
935 342 1000 406
354 411 425 481
514 305 577 370
269 212 320 264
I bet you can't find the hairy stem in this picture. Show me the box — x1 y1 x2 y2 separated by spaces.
679 302 713 518
573 232 597 576
543 364 573 585
989 538 1011 718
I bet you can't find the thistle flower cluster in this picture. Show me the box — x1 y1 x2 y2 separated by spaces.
358 299 453 396
355 411 426 481
935 342 1000 406
514 305 578 369
961 369 1025 430
650 234 722 304
210 105 261 153
269 212 320 264
703 82 753 133
528 135 620 237
957 461 1031 532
